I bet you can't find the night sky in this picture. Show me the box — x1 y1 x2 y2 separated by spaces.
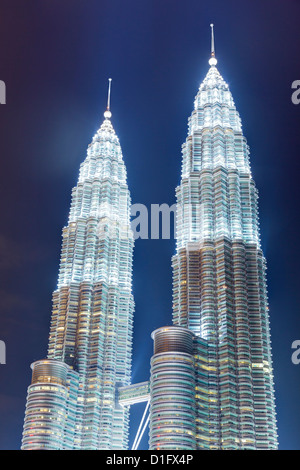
0 0 300 451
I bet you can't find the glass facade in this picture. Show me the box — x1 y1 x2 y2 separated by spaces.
22 360 79 450
22 107 134 450
22 31 278 451
149 328 197 450
171 50 278 449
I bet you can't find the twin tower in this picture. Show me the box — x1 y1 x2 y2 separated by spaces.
21 27 278 450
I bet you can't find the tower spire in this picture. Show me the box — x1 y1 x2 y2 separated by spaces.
209 24 218 66
104 78 112 119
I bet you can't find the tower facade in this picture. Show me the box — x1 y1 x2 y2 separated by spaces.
171 26 277 449
149 327 197 450
22 85 135 450
21 28 278 451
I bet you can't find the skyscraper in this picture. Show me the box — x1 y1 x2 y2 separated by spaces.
21 81 135 450
21 26 278 451
117 26 277 451
168 25 277 449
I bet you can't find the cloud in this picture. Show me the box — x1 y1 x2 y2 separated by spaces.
0 234 52 271
0 289 34 312
0 235 23 270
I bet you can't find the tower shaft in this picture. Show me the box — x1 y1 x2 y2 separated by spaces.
171 59 277 449
22 108 134 450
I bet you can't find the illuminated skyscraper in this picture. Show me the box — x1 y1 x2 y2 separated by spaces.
21 26 278 451
21 81 135 450
117 27 278 451
169 25 278 449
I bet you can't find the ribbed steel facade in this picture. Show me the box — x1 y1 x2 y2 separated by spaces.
171 58 278 449
22 111 134 450
22 360 79 450
149 328 197 450
21 38 278 451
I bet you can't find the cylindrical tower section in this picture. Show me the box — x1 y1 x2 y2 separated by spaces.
21 359 70 450
149 327 197 450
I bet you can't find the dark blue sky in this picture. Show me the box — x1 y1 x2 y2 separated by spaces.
0 0 300 450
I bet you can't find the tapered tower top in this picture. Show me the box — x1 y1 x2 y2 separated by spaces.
209 24 218 66
92 78 118 144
